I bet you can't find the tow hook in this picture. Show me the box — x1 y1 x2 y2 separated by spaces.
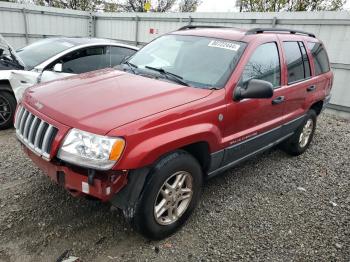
87 169 95 185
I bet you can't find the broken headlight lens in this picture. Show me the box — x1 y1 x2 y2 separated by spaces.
57 128 125 170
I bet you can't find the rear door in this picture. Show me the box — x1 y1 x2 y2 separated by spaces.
278 35 315 134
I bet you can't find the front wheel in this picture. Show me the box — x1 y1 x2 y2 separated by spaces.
281 109 317 156
0 91 17 130
127 150 203 240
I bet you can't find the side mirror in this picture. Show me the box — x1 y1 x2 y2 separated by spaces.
234 79 274 101
53 63 63 72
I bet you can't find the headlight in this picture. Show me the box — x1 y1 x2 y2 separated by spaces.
57 128 125 170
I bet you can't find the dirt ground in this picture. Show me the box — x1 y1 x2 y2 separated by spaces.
0 113 349 262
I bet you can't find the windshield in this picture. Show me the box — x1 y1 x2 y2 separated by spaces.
16 38 76 70
128 34 246 89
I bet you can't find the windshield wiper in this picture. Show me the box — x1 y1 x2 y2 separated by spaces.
122 61 138 74
145 66 189 86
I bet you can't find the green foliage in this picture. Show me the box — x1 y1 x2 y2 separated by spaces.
178 0 202 12
238 0 346 12
30 0 182 12
32 0 121 12
119 0 177 12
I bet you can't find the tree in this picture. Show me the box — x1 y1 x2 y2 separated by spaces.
119 0 144 12
103 1 120 12
238 0 346 12
33 0 119 12
178 0 201 12
119 0 176 12
154 0 176 12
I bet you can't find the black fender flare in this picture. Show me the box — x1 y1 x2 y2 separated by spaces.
110 167 150 215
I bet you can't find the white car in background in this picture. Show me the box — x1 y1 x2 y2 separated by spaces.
0 35 138 129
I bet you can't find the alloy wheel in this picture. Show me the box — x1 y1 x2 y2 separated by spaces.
154 171 193 225
0 95 11 126
299 119 314 148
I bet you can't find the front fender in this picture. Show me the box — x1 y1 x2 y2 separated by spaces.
8 71 39 101
115 123 222 170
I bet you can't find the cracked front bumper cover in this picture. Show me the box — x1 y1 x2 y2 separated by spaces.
22 144 128 202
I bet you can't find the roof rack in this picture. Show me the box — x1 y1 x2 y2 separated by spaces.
246 28 316 38
178 25 229 31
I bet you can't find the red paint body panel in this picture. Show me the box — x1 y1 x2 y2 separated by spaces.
21 144 128 202
18 28 334 200
25 68 212 135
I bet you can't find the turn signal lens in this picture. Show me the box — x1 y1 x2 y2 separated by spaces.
109 139 126 161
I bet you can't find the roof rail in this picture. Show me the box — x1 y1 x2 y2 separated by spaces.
178 25 229 31
246 28 316 38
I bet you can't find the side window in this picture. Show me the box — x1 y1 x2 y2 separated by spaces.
109 46 137 66
283 41 311 84
58 46 108 74
308 42 330 75
241 42 281 88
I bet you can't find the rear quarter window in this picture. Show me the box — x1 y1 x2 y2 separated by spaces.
308 42 330 75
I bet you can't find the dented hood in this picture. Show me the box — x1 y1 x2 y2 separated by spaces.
24 68 212 134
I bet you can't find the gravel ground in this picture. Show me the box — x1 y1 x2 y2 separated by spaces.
0 113 349 262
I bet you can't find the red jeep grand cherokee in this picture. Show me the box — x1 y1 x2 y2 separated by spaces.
14 26 333 239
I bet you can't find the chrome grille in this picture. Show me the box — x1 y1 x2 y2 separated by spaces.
15 105 58 160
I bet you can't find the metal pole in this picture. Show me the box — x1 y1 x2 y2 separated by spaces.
88 11 94 37
135 15 139 46
93 14 97 37
272 16 277 28
22 8 29 44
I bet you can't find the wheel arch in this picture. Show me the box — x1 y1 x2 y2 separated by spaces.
116 124 221 171
181 141 211 174
310 100 323 115
0 80 14 94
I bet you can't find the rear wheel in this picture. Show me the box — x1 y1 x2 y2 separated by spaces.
127 150 203 240
281 109 317 156
0 91 17 130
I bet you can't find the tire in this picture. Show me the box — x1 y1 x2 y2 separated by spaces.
281 109 317 156
0 91 17 130
126 150 203 240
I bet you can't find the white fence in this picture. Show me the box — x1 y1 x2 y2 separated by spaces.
0 1 349 111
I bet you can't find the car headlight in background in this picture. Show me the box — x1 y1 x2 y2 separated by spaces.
57 128 125 170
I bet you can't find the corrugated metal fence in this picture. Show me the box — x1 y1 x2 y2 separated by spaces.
0 1 349 111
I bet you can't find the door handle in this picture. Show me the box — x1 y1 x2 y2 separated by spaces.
272 96 285 105
307 85 316 92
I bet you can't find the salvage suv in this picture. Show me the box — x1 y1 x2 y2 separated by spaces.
14 26 333 239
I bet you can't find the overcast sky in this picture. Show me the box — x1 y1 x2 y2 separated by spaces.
197 0 237 12
196 0 350 12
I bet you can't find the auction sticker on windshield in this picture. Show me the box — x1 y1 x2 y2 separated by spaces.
208 40 240 51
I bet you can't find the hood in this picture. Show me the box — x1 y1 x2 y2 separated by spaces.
24 68 212 134
0 34 25 70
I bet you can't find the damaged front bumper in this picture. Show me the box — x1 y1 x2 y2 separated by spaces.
21 144 128 202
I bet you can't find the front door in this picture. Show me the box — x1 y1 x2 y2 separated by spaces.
222 40 287 166
40 46 109 83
